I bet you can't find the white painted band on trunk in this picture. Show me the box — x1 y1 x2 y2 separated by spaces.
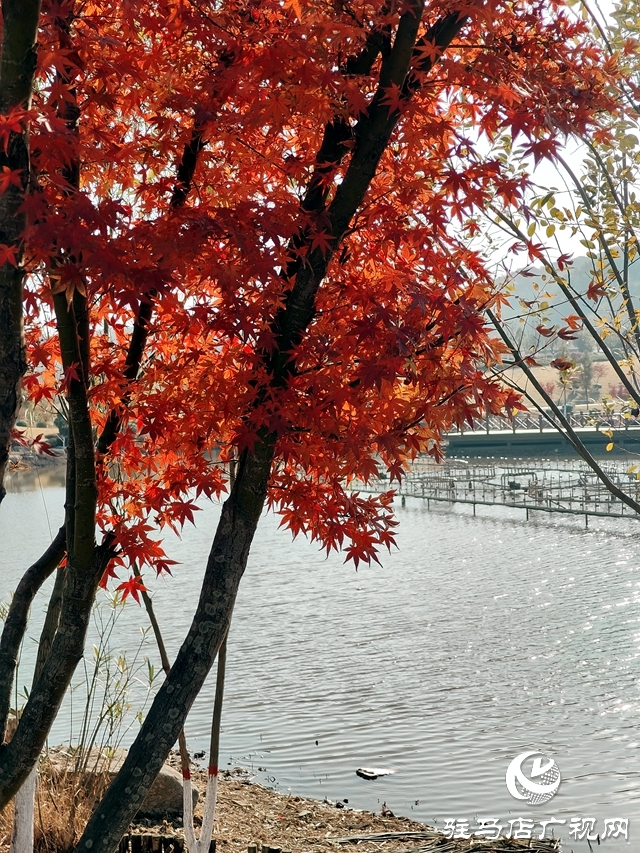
10 764 37 853
198 773 219 851
183 776 197 853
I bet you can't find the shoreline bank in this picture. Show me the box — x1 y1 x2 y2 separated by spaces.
131 769 560 853
0 761 560 853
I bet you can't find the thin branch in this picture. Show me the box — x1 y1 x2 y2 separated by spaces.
132 564 191 774
0 527 66 744
96 123 207 457
555 151 640 359
491 205 640 408
488 308 640 515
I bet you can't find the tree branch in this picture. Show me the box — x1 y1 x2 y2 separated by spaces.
0 527 66 744
284 8 393 279
491 205 640 408
555 151 640 361
271 8 466 372
96 124 207 457
53 292 97 567
488 308 640 514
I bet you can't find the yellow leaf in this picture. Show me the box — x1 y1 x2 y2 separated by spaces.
527 222 536 237
606 441 614 451
546 224 556 238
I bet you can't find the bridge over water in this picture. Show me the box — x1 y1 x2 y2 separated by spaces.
446 412 640 456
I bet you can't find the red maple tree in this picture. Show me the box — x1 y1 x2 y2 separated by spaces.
0 0 621 847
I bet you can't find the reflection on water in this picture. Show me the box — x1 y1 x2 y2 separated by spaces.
5 465 66 493
1 468 638 846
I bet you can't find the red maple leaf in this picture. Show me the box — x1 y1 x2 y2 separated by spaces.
535 324 556 338
116 575 148 604
0 243 18 267
550 358 575 371
30 434 57 456
61 362 82 392
0 166 22 194
309 230 334 255
557 327 578 340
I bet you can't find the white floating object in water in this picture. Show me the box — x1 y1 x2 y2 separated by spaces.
356 767 396 780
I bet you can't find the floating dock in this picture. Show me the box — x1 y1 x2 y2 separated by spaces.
363 457 640 525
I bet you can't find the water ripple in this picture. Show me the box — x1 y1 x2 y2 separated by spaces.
1 480 639 847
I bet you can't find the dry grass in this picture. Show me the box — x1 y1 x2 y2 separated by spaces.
0 753 112 853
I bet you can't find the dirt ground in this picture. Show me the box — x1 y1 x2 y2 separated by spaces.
0 758 557 853
132 760 557 853
146 766 428 853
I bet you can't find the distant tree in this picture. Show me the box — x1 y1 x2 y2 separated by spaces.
53 409 68 443
576 351 594 404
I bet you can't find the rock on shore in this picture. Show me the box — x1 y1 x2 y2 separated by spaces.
46 747 197 818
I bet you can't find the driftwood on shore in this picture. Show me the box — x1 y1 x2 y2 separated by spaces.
118 837 557 853
330 832 559 852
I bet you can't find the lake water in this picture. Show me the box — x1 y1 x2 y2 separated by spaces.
1 466 639 848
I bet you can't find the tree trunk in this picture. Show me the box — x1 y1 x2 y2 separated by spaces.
0 0 41 504
0 527 66 744
77 437 274 853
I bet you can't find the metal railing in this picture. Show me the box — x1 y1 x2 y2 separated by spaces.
447 411 640 435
